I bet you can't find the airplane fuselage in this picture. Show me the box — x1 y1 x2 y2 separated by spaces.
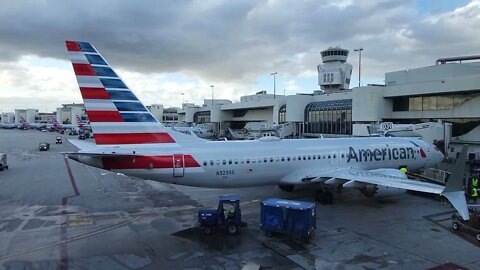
73 137 443 188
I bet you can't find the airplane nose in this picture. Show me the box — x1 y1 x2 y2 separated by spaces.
436 150 444 163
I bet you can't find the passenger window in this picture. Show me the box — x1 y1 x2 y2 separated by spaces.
333 154 336 159
258 158 262 163
216 160 220 165
308 155 311 160
293 156 297 161
281 157 285 162
229 160 232 164
287 157 290 161
203 161 207 166
275 157 279 162
222 160 226 165
317 155 321 159
270 157 273 162
251 159 255 163
298 156 301 160
323 155 326 159
210 160 214 166
328 155 331 159
234 159 238 164
303 156 306 160
313 155 316 160
341 154 345 158
264 158 268 163
241 159 244 164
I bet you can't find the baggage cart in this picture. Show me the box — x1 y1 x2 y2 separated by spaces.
260 198 316 241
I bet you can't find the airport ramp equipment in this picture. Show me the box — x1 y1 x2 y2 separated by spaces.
260 198 316 241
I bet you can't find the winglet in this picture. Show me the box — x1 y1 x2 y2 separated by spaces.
442 145 469 220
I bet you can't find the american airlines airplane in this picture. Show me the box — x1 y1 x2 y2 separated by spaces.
76 115 91 130
64 41 469 220
19 116 52 130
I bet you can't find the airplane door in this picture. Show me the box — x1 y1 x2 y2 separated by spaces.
173 154 185 177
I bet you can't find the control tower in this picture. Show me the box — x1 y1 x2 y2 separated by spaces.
317 47 353 92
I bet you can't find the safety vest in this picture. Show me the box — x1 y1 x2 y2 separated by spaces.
472 178 479 188
472 188 478 198
400 167 407 173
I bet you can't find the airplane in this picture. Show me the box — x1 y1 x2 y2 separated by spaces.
0 123 17 129
15 116 59 130
18 117 31 129
64 40 469 220
50 117 79 130
171 125 213 139
18 116 53 130
76 115 91 130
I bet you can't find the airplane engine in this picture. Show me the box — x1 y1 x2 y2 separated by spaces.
358 184 378 198
278 184 295 192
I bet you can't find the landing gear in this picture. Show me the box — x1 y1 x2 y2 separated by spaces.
358 184 378 198
315 189 333 204
336 184 343 193
278 184 295 192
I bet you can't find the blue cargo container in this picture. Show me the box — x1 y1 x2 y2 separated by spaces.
260 198 316 240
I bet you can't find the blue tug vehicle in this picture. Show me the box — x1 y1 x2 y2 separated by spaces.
197 195 247 235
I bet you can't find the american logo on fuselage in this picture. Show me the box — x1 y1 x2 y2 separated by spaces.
347 146 417 163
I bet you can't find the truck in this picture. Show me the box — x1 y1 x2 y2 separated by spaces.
0 153 8 171
260 198 316 241
197 195 247 235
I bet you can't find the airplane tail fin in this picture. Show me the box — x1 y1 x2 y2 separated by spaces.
65 40 202 146
442 145 469 220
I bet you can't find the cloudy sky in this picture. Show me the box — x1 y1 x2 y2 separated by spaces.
0 0 477 112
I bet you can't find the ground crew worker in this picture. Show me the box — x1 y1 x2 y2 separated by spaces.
471 186 478 204
471 174 478 203
472 175 479 188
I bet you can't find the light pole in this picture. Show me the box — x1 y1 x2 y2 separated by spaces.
210 85 214 105
353 48 363 87
181 92 185 104
270 72 277 98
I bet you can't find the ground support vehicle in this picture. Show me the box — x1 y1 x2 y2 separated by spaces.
260 198 316 241
197 195 247 235
56 136 63 144
39 142 50 151
452 207 480 241
0 153 8 171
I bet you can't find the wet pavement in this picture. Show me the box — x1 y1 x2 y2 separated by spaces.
0 129 478 270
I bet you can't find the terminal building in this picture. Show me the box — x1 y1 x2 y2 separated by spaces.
171 47 480 164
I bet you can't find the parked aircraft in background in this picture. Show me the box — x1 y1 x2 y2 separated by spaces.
18 117 53 130
50 117 78 130
0 123 17 129
64 41 469 220
172 125 214 139
76 115 91 130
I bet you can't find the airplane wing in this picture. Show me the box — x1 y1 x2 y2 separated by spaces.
280 167 443 193
317 167 444 194
280 146 470 221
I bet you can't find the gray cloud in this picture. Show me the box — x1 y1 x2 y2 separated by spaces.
0 0 479 85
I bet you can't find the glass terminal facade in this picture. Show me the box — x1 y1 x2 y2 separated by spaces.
278 104 286 124
304 99 352 135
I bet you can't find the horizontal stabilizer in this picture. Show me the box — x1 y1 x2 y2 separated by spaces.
68 139 97 150
442 145 469 220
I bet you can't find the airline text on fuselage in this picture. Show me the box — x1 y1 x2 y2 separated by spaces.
347 146 416 163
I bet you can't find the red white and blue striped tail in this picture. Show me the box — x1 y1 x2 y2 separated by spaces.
65 40 201 146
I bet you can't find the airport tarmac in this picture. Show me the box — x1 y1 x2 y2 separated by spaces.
0 129 479 270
